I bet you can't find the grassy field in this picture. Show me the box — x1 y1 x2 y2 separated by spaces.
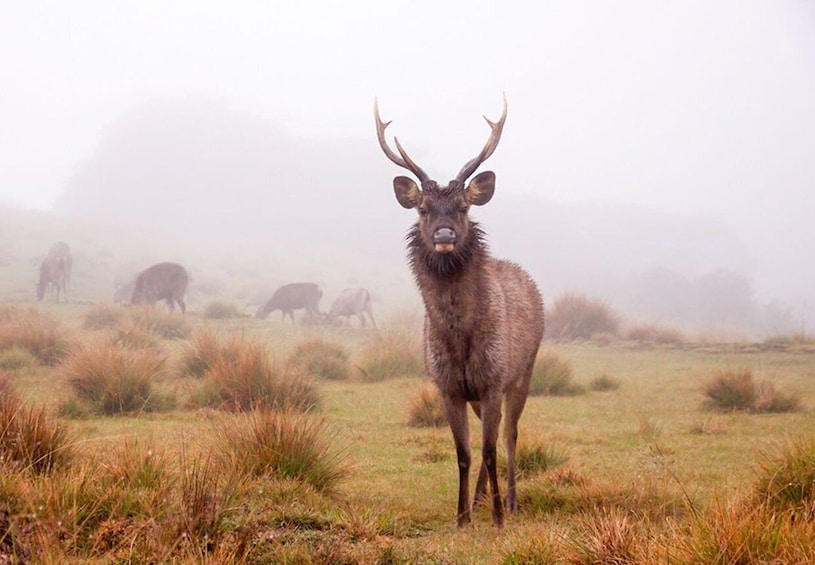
1 300 814 563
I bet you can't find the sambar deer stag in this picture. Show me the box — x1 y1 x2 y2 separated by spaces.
375 95 544 528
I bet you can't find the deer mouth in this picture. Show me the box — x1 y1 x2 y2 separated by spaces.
434 243 455 253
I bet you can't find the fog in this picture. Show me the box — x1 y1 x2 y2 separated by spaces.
1 1 813 333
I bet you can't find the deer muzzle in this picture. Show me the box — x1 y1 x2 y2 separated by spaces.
433 227 456 253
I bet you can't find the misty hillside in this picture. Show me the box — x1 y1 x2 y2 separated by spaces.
41 97 797 334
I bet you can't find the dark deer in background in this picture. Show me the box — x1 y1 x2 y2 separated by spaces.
130 262 189 314
375 95 544 527
326 287 376 328
36 241 72 302
256 282 322 324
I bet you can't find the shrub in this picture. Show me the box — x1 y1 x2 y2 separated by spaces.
0 305 72 364
128 306 190 340
546 292 620 341
529 352 584 396
197 338 319 412
0 372 75 473
82 303 125 330
589 373 620 392
213 409 347 494
406 385 447 428
287 337 350 381
0 347 36 371
702 368 800 413
356 329 423 382
62 344 173 415
202 301 242 320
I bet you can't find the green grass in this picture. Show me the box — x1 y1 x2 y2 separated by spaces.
1 306 814 562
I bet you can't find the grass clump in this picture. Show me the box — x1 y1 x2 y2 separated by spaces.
356 329 423 382
514 439 569 476
82 303 125 330
546 292 620 342
589 373 621 392
754 435 815 515
0 346 36 371
406 384 447 428
0 373 75 473
61 344 173 415
214 409 347 494
702 367 801 413
287 337 350 380
178 328 224 378
0 305 72 365
530 351 585 396
202 301 243 320
196 337 319 412
128 306 190 340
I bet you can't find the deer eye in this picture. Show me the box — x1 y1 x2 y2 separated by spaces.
460 205 469 213
418 207 428 216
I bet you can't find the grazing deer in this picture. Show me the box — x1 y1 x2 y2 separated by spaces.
36 241 72 302
256 282 322 324
130 262 189 314
326 287 376 328
375 95 544 527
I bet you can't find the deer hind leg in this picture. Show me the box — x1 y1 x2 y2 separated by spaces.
442 395 472 528
503 381 531 513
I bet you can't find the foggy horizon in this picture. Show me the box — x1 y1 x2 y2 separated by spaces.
1 1 813 330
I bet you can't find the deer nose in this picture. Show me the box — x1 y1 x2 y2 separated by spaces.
433 227 456 244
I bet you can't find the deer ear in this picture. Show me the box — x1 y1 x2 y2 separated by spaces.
393 176 421 209
465 171 495 206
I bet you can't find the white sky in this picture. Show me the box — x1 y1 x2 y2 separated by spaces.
1 0 814 300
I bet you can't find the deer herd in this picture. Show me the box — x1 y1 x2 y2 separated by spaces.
29 95 544 528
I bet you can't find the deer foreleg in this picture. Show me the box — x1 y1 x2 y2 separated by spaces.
443 396 471 528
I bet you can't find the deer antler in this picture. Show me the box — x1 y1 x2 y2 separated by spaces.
455 93 508 183
374 98 430 183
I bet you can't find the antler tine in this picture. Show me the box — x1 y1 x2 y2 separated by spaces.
455 93 508 183
374 97 430 183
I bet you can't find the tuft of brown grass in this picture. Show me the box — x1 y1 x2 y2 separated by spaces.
128 306 190 340
196 337 319 412
546 292 620 342
287 337 350 381
514 439 569 476
702 367 801 413
672 494 815 564
754 434 815 515
178 328 223 378
0 346 36 371
589 373 620 392
356 329 424 382
202 301 243 320
530 351 585 396
82 303 125 330
0 372 75 473
0 305 73 365
213 409 348 494
567 506 642 565
61 343 173 415
406 384 447 428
